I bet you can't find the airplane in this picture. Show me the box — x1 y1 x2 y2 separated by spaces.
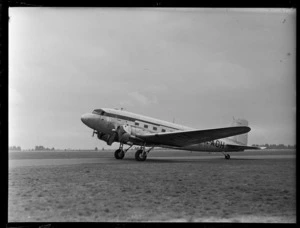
81 108 263 161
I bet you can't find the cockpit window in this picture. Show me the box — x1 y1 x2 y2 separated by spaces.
92 109 106 116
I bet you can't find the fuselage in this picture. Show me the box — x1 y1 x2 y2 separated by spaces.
81 108 243 152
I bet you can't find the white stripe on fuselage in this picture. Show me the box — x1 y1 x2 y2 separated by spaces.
102 108 193 131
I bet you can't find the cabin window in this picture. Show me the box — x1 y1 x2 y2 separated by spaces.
162 129 166 132
135 122 139 126
153 127 157 131
144 124 148 128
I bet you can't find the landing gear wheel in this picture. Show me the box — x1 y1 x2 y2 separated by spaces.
114 149 125 159
135 149 147 161
225 154 230 160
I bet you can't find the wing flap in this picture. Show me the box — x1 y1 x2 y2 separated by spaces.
137 126 251 147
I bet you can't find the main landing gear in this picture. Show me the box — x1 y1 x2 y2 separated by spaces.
135 145 153 161
114 143 154 161
223 153 231 160
114 144 133 160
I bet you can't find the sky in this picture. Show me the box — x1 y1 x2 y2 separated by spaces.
9 8 296 150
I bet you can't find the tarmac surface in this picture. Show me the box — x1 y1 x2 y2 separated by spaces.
8 149 296 223
9 149 295 167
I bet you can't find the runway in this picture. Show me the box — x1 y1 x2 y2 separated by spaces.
9 154 295 168
8 149 296 222
9 150 295 167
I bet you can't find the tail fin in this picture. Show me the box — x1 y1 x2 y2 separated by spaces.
229 117 249 145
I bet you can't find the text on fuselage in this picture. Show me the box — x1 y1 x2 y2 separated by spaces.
206 139 225 149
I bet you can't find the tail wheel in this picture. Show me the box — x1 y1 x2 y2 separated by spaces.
135 149 147 161
225 154 230 160
114 149 125 159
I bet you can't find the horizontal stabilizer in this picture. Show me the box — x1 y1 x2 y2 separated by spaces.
137 126 251 147
227 144 266 151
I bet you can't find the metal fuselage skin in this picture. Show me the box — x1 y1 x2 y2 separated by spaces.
81 108 242 152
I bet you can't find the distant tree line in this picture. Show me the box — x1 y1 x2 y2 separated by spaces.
251 144 296 149
35 146 55 151
9 146 21 151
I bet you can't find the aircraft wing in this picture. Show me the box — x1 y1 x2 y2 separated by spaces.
136 126 251 147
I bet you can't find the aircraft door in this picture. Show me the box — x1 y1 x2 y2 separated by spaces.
133 120 146 135
130 122 137 136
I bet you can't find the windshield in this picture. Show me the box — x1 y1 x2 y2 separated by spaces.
92 109 106 116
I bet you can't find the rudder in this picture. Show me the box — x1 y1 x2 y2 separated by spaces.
229 117 248 145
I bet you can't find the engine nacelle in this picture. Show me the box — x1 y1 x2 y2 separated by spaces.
96 125 134 145
119 132 131 143
97 132 111 143
116 125 132 143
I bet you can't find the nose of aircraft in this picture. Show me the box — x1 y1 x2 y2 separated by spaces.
81 113 88 124
81 113 97 128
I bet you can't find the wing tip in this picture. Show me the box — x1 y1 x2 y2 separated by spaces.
236 126 251 133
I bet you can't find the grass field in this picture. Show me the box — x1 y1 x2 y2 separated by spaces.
8 149 296 222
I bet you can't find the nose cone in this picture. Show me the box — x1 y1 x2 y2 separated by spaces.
81 113 99 129
81 113 89 125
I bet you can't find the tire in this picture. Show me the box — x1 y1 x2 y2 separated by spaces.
225 154 230 160
135 150 147 161
114 149 125 159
